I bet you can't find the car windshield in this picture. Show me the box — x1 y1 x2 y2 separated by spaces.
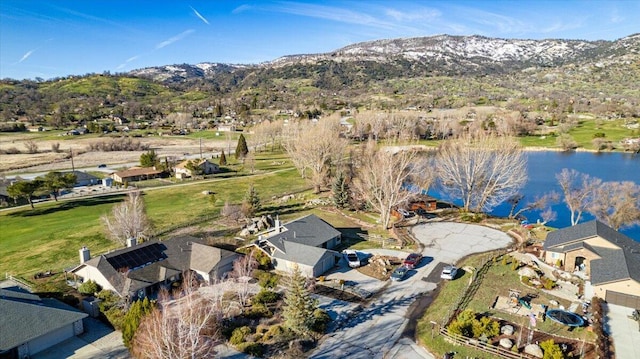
347 254 358 261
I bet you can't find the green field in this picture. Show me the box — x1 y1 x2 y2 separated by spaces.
0 152 307 279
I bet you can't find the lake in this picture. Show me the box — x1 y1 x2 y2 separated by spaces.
432 151 640 241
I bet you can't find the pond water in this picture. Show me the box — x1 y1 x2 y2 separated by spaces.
431 151 640 241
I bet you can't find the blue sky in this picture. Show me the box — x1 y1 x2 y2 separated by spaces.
1 0 638 80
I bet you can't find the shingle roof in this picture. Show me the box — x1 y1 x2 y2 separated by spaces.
270 240 338 267
72 236 238 297
112 167 162 178
544 220 640 285
266 214 341 248
0 288 87 351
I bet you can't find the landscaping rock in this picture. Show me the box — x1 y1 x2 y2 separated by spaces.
550 299 559 306
524 343 544 358
518 267 539 278
501 324 515 335
499 338 513 348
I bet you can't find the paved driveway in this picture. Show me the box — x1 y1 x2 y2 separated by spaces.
604 303 640 359
310 222 513 359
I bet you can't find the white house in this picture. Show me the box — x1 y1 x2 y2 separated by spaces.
175 159 220 179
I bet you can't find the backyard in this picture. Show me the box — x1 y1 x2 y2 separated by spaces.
417 251 596 359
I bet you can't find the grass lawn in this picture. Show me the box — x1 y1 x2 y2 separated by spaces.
0 152 307 279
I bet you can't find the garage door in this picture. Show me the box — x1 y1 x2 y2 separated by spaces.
606 291 640 309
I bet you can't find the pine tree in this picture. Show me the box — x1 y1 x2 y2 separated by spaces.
235 133 249 159
122 297 155 349
219 150 227 166
332 171 350 209
242 184 261 217
282 265 318 336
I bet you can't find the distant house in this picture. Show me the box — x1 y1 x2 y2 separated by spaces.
69 236 239 299
0 284 88 358
175 159 220 179
216 124 236 132
250 214 342 277
110 167 163 184
543 220 640 309
62 170 101 187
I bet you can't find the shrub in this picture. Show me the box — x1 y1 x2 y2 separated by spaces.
311 309 332 333
511 260 520 271
244 303 272 319
543 278 556 290
262 324 288 342
472 316 500 339
593 132 606 138
78 280 100 295
256 270 279 288
448 309 476 338
555 259 562 268
230 326 253 345
540 339 564 359
237 342 264 357
502 256 508 266
522 276 532 286
253 289 280 304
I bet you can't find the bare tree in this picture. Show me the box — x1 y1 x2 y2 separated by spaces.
435 135 528 212
588 181 640 230
101 191 153 246
556 169 601 226
24 140 38 154
283 119 348 193
132 274 220 359
220 200 243 223
507 192 559 220
229 251 258 307
352 140 423 229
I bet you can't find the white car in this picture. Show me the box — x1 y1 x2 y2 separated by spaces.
397 208 411 218
440 265 458 280
343 250 361 268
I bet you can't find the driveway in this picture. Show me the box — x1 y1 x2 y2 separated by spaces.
310 222 513 359
604 303 640 359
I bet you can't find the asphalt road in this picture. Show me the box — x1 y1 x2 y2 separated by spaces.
310 222 514 359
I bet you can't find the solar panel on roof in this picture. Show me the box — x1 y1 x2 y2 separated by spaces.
106 243 166 270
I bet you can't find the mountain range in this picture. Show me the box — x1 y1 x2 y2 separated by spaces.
129 33 640 85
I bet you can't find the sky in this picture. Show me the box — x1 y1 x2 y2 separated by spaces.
1 0 638 80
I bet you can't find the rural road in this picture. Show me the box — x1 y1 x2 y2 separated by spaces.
310 222 514 359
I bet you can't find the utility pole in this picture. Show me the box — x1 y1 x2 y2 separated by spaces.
70 148 75 172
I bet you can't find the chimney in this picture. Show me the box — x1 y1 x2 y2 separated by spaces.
79 247 90 264
275 218 281 233
126 237 137 248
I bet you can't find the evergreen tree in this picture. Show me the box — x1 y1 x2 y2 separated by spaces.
140 150 158 167
282 265 318 336
235 133 249 159
122 297 155 349
219 150 227 166
242 184 261 217
332 171 350 209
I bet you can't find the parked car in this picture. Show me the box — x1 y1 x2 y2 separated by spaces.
440 265 458 280
343 250 361 268
97 164 107 168
391 265 409 281
397 208 411 218
403 253 423 269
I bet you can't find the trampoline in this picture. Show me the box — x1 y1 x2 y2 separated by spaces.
546 309 584 327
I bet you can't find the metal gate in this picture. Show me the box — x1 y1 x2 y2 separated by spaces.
606 290 640 309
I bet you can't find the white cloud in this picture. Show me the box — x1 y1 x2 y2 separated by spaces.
19 49 36 63
232 4 253 14
155 29 195 49
385 8 440 22
190 6 210 25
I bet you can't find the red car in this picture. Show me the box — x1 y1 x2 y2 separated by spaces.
403 253 423 269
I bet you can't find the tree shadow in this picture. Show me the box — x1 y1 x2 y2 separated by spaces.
335 227 369 250
7 195 126 217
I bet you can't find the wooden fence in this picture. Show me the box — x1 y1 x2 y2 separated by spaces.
439 328 530 359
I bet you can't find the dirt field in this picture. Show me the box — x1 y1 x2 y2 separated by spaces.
0 133 236 173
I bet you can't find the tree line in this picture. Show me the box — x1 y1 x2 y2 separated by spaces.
7 172 77 208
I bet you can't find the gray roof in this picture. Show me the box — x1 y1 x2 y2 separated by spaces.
61 170 100 184
0 288 87 351
72 236 238 297
270 240 339 267
266 214 341 248
544 220 640 285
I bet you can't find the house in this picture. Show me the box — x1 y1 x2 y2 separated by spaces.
0 284 88 359
110 167 164 184
175 159 220 179
250 214 342 277
543 220 640 309
69 236 239 299
62 170 101 187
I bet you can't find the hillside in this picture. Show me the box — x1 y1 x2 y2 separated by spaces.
1 34 639 126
